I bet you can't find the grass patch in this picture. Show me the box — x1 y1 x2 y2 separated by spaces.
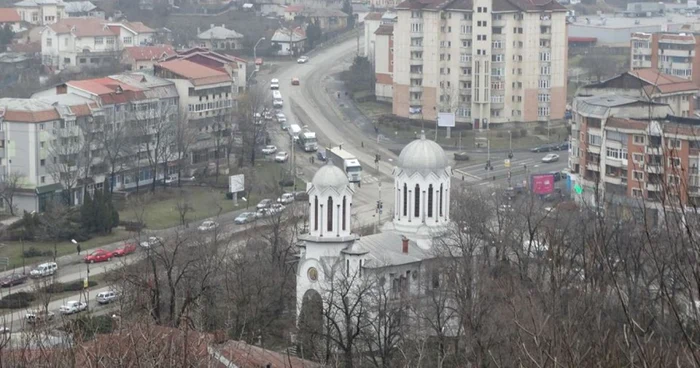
357 101 392 120
387 127 553 150
0 229 129 270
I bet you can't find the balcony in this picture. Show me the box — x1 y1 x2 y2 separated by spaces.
586 162 600 171
410 58 423 66
606 158 624 168
646 182 662 191
409 85 423 93
646 164 664 174
661 48 694 58
587 145 601 154
604 174 623 185
409 98 422 105
409 72 423 79
410 45 423 52
540 33 551 40
459 88 472 95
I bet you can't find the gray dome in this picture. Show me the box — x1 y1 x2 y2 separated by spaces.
397 132 448 175
312 161 349 191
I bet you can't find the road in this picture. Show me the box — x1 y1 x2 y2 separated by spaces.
453 151 570 189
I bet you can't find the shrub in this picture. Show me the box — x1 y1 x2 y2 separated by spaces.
68 315 115 339
520 128 527 137
279 178 294 187
43 280 98 294
23 247 52 258
534 126 547 135
0 292 35 309
120 220 145 232
495 131 505 138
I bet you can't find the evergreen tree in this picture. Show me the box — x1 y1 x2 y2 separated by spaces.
80 191 94 233
342 0 355 29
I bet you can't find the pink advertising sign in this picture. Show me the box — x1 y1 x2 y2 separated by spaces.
531 174 555 195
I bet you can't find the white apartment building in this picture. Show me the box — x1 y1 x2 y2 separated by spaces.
15 0 65 25
41 18 155 71
630 31 700 87
392 0 568 127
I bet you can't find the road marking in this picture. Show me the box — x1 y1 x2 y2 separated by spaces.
453 169 481 180
362 176 379 184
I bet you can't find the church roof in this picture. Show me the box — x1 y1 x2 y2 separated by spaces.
353 232 432 268
311 161 349 192
397 131 448 176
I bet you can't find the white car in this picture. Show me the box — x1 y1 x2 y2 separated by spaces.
197 220 219 232
270 78 280 89
140 236 163 249
277 193 295 204
269 203 285 214
263 110 273 120
262 145 277 155
297 56 309 63
257 199 272 210
275 151 289 163
25 310 54 324
276 113 287 124
59 300 88 315
541 153 560 163
96 290 118 304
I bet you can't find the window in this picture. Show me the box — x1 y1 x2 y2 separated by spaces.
314 196 318 230
439 184 444 216
537 93 550 102
40 159 45 166
106 37 115 45
632 188 643 198
606 147 628 160
460 53 471 62
46 38 52 47
669 157 681 167
411 23 423 32
95 37 103 45
492 40 502 49
123 37 133 44
668 175 680 186
460 25 472 34
633 135 646 145
491 95 504 103
538 79 550 89
40 176 45 184
538 106 550 117
327 196 333 231
342 196 347 231
427 185 433 217
668 138 681 149
491 54 504 62
403 183 407 216
411 10 422 18
539 52 551 61
39 123 45 130
540 65 551 75
633 171 644 181
633 153 644 163
414 184 420 217
462 39 471 47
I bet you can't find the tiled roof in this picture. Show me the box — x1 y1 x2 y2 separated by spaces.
364 12 383 20
0 97 95 123
606 117 648 131
216 340 322 368
397 0 565 12
0 8 20 23
374 24 393 35
197 25 243 40
14 0 64 7
124 45 175 61
630 69 699 94
122 21 154 33
284 4 304 12
48 18 115 37
271 27 306 43
157 59 231 86
63 1 97 14
67 77 148 104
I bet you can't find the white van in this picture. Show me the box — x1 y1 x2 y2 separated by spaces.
272 90 283 108
30 262 57 278
288 124 301 142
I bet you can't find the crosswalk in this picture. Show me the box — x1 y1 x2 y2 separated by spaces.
454 157 540 181
362 175 380 184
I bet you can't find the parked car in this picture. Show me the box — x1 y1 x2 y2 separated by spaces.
291 77 300 86
316 150 327 162
531 144 553 153
557 141 570 151
256 199 272 210
262 145 277 155
234 212 257 224
275 151 289 162
294 191 309 201
269 203 285 214
25 310 54 324
270 78 279 89
166 174 195 184
541 153 560 163
96 290 118 304
30 262 57 278
551 171 562 182
197 220 219 232
140 236 164 249
59 300 88 315
84 249 113 263
297 55 309 63
278 193 295 204
560 168 571 179
263 110 273 120
276 113 287 124
112 242 137 257
0 326 10 333
453 152 470 161
256 208 272 218
0 273 28 287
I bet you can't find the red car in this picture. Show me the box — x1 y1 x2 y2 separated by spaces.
84 249 113 263
112 242 137 257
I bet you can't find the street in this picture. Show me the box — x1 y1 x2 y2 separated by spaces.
453 151 570 189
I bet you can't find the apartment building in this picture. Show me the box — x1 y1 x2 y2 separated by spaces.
364 12 383 61
163 47 247 94
41 18 155 71
122 45 175 71
393 0 567 127
375 24 394 102
577 69 698 117
15 0 65 26
630 32 700 86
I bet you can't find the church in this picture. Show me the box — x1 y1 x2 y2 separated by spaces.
296 132 453 320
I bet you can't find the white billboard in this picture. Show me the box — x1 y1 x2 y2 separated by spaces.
437 112 455 127
229 174 244 193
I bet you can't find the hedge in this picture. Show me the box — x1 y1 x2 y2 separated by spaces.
43 280 98 294
0 292 36 309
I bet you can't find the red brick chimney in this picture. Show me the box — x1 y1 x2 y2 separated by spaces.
401 236 409 254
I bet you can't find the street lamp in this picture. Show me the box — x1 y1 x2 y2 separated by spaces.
253 37 265 65
72 239 89 311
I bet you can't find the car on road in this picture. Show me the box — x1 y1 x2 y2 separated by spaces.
560 168 571 179
25 310 54 324
297 55 309 63
165 174 195 185
0 326 10 334
275 151 289 163
556 141 570 151
84 249 113 263
531 144 555 153
96 290 118 305
551 171 562 182
453 152 470 161
140 236 164 249
59 300 88 315
278 193 295 204
316 150 327 161
263 110 273 120
30 262 57 278
276 113 287 124
0 273 28 287
262 145 277 155
541 153 560 163
113 242 137 257
256 199 272 209
198 220 219 232
270 78 279 89
291 77 300 86
269 203 285 214
234 212 257 224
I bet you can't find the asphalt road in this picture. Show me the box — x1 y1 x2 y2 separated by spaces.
454 151 570 189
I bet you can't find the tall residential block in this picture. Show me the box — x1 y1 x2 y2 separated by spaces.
631 31 700 86
392 0 567 127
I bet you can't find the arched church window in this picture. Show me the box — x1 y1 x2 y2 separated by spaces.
314 196 318 231
342 196 347 231
414 184 420 217
428 184 433 217
403 183 407 216
327 196 333 232
439 184 444 217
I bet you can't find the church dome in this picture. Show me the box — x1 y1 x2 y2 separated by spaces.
397 131 448 175
312 161 349 191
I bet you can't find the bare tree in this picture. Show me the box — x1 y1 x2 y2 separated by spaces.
99 114 131 193
134 104 177 192
236 85 269 166
173 111 196 187
0 172 24 216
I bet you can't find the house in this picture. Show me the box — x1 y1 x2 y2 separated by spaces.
194 24 244 51
163 47 247 93
40 18 155 71
299 7 348 32
271 27 306 56
0 8 21 32
63 1 104 19
14 0 65 26
0 52 40 88
283 4 304 21
577 69 698 118
122 44 175 71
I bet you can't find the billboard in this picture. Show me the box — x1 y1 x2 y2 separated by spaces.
437 112 455 127
531 174 555 195
229 174 244 193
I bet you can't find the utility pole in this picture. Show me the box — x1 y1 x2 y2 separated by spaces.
508 130 513 187
459 131 462 151
375 181 382 233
